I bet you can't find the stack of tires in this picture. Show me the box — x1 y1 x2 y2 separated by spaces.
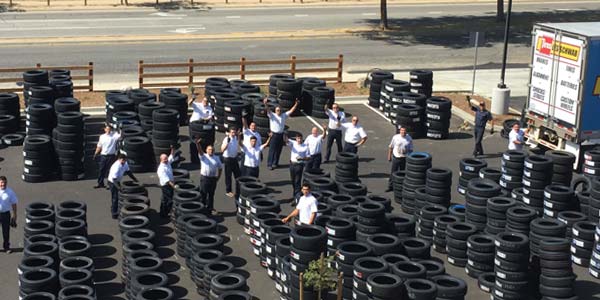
105 94 135 129
335 152 359 183
173 194 202 257
335 241 373 300
529 218 567 257
355 201 387 242
445 222 477 267
543 185 576 219
465 178 502 231
352 256 388 300
26 103 55 136
417 204 446 241
138 101 165 131
500 150 527 194
391 170 405 206
493 232 530 300
545 150 575 186
584 150 600 180
189 120 216 153
457 158 487 195
0 93 20 134
589 223 600 278
465 234 495 279
505 206 537 235
289 225 327 288
54 112 85 181
425 96 451 140
299 78 325 114
571 220 596 267
268 74 293 95
325 217 356 256
209 273 249 299
479 167 502 182
127 89 156 111
251 100 275 140
49 69 74 99
224 99 251 131
425 167 452 208
310 87 335 119
432 214 460 254
120 135 156 172
248 196 280 269
276 78 302 116
22 70 50 107
233 81 260 96
159 89 188 126
152 108 179 158
23 135 57 182
380 79 409 117
409 70 433 98
485 197 516 235
395 104 425 138
184 217 218 269
536 238 576 299
213 92 239 132
368 70 394 108
402 152 432 214
523 155 554 206
234 176 260 224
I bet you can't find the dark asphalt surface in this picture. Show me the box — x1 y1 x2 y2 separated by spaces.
0 101 599 300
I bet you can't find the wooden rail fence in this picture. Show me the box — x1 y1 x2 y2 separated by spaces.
138 55 343 89
0 62 94 93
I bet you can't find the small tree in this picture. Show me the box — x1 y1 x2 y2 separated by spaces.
302 254 337 299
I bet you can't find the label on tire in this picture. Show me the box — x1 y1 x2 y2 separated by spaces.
503 174 513 181
544 191 551 199
337 253 345 261
573 228 580 237
353 280 358 288
523 179 531 186
572 256 582 265
290 251 300 260
479 284 490 292
326 227 336 236
266 245 272 253
574 239 585 247
544 201 553 208
524 161 533 168
496 251 507 259
591 269 599 278
523 197 530 205
495 290 504 297
447 257 455 264
499 180 507 188
24 160 33 166
327 239 333 246
465 166 475 172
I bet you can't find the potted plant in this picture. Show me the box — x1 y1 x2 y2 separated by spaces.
300 254 342 300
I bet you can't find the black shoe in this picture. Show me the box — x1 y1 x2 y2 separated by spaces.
93 184 105 189
385 187 392 192
112 214 118 220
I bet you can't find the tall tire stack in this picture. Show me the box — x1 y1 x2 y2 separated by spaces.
299 77 325 114
465 234 495 279
240 92 264 117
335 241 373 300
190 120 216 157
425 96 451 140
325 217 356 257
26 103 55 136
387 213 416 238
152 108 179 158
54 112 85 181
223 99 251 131
536 238 576 300
335 152 359 183
173 194 202 256
402 152 432 214
445 222 477 267
380 79 409 117
395 104 425 138
274 237 291 298
191 250 224 295
529 218 567 257
49 69 73 99
248 195 280 269
23 135 57 182
234 177 259 224
367 70 394 108
351 257 389 300
355 201 387 242
138 101 165 131
409 70 433 98
458 158 487 195
505 206 537 235
22 70 50 107
571 220 595 267
127 89 156 112
484 197 516 235
0 93 20 134
500 150 527 194
417 204 447 241
276 78 302 116
120 136 156 173
465 178 502 231
589 223 600 278
251 100 275 140
159 89 188 126
545 150 575 186
105 94 135 129
425 167 452 208
310 87 335 119
583 150 600 180
432 214 460 254
213 92 239 132
184 217 217 269
256 214 283 277
493 232 530 300
268 74 293 96
392 170 405 206
543 185 576 219
289 225 326 288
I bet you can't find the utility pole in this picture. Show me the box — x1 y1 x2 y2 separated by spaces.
492 0 512 115
380 0 388 30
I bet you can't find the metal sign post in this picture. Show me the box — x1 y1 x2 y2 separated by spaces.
472 32 480 95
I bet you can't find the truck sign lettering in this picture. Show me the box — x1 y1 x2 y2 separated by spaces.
533 71 549 80
536 35 581 61
560 80 578 90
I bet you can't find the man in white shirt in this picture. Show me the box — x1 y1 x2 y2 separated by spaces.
189 96 215 164
508 123 526 151
221 128 241 198
264 98 300 170
0 176 17 253
157 147 177 218
282 183 318 225
107 154 139 219
240 133 272 178
341 116 368 154
93 124 121 189
285 133 309 199
304 126 327 170
196 139 223 215
241 117 262 146
324 103 345 162
386 126 413 192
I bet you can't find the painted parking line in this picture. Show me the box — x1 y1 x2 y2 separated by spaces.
362 103 391 123
302 112 324 131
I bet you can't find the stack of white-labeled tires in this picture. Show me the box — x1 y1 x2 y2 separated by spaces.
402 152 432 214
465 178 502 232
589 222 600 279
545 150 575 186
425 96 451 140
335 152 359 184
583 149 600 180
310 86 335 119
54 109 86 181
223 98 251 131
159 89 188 126
22 70 50 107
276 78 302 116
380 79 409 118
23 134 58 182
409 70 433 98
395 103 425 138
299 78 325 116
457 158 487 195
367 70 394 108
152 108 179 160
49 69 74 99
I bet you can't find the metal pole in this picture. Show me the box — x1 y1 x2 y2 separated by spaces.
499 0 512 88
472 32 479 95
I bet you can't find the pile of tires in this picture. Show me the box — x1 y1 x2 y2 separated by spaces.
409 70 433 98
213 91 239 132
22 70 50 107
251 98 275 140
465 178 502 231
352 256 389 300
457 158 487 195
425 96 451 140
22 135 57 182
173 190 202 256
417 204 446 241
529 218 567 257
223 99 251 131
276 77 302 116
54 111 85 181
425 167 452 208
493 232 530 300
234 176 259 224
298 77 325 114
545 150 575 186
391 170 405 206
127 88 156 111
445 222 477 267
571 220 595 267
335 152 359 183
268 74 292 95
402 152 432 214
105 91 135 128
159 89 188 126
335 241 373 300
121 135 156 172
584 150 600 180
432 214 460 254
309 87 335 119
209 273 249 299
118 181 150 218
248 194 280 269
380 79 409 117
522 155 554 213
26 103 55 136
49 69 74 99
485 197 516 235
354 201 387 243
543 185 576 219
465 234 495 279
535 238 576 299
395 104 425 138
500 150 527 194
138 101 165 131
479 167 502 182
505 206 537 235
367 70 394 108
152 108 179 158
189 120 216 152
589 223 600 278
0 93 20 134
325 216 356 257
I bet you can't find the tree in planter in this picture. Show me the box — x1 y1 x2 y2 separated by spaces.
302 254 339 300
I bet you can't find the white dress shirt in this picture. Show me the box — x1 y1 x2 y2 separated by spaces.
108 161 130 183
508 129 525 151
304 134 324 156
269 112 290 133
221 136 239 158
326 109 345 130
296 193 318 224
200 154 223 177
243 128 262 146
190 102 214 122
288 141 309 163
389 134 413 158
242 144 266 168
97 132 121 155
157 154 174 186
0 188 18 213
341 123 367 144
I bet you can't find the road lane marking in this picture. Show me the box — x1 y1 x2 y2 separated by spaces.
151 12 187 17
428 11 443 14
169 27 206 34
0 24 207 31
3 17 183 23
363 103 391 123
361 13 377 16
294 14 309 17
302 112 324 131
226 16 241 19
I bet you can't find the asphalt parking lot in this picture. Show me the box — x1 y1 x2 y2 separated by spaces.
1 100 599 300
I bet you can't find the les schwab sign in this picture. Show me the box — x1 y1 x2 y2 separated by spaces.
536 35 581 62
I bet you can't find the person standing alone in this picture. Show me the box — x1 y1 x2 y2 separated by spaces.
281 183 318 225
508 123 526 151
324 103 345 162
386 126 413 192
93 124 121 189
467 96 494 157
107 154 139 219
221 128 241 198
264 98 299 170
0 176 17 253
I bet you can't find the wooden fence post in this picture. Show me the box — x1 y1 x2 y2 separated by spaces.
188 58 194 86
47 0 50 6
88 62 94 91
290 55 296 78
336 272 343 300
337 54 344 83
84 0 87 5
299 272 304 300
138 60 144 89
9 0 13 6
240 57 246 80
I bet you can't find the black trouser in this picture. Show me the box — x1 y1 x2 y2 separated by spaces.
160 185 174 217
473 126 485 156
241 165 259 178
343 142 358 154
325 129 343 161
306 153 322 170
108 181 119 217
289 162 305 199
200 176 218 212
223 157 241 193
0 211 11 250
267 132 284 167
97 154 116 186
189 127 200 164
388 157 406 189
